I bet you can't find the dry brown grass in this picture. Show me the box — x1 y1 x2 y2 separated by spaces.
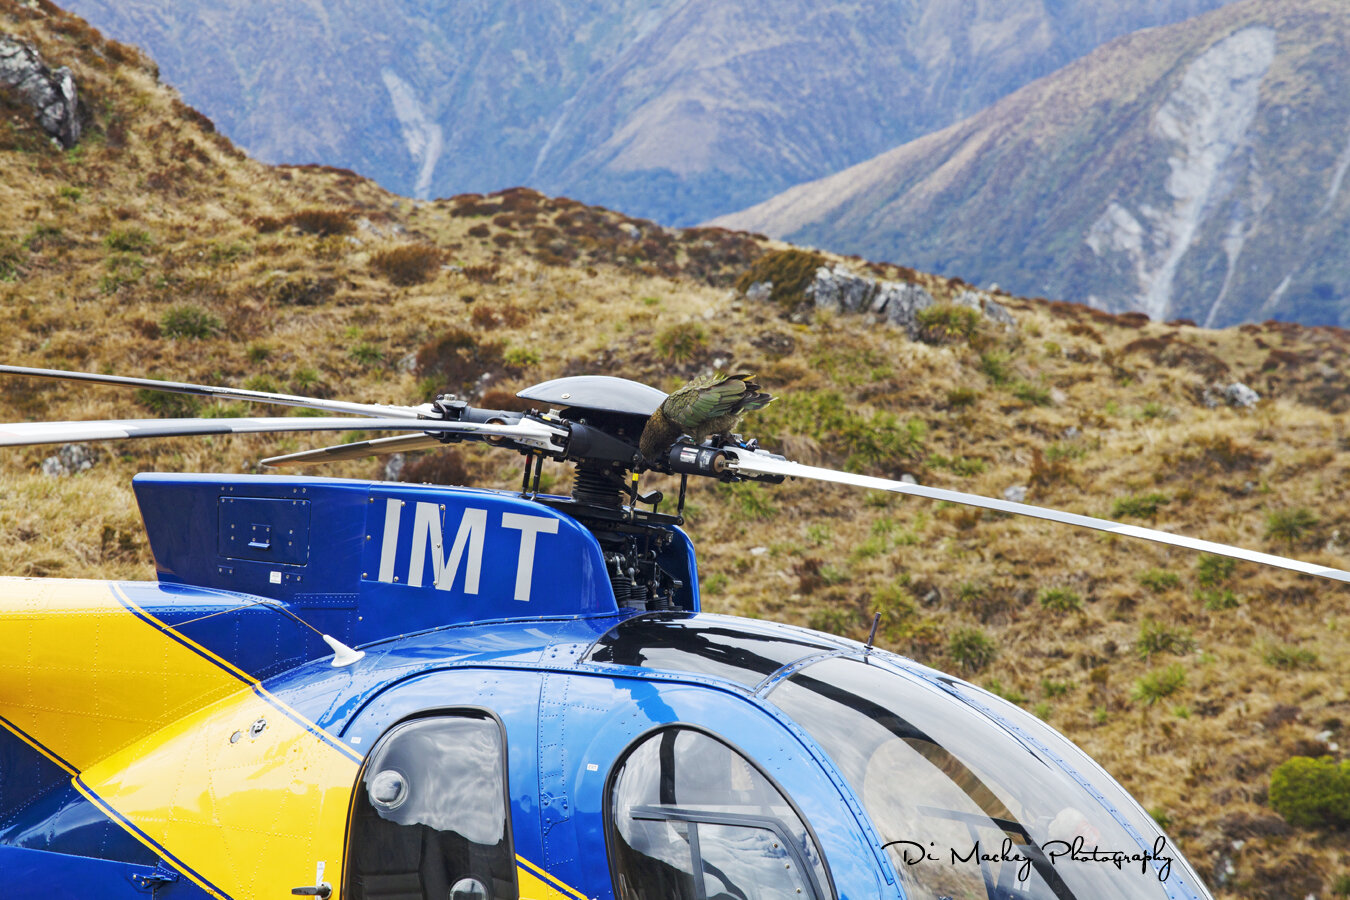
1 2 1349 895
371 243 442 286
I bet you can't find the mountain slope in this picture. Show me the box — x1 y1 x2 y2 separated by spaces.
60 0 1236 224
714 0 1350 328
2 3 1350 897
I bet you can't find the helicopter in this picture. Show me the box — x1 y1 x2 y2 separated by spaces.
1 364 1346 900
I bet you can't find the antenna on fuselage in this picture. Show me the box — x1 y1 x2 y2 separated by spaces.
322 634 365 668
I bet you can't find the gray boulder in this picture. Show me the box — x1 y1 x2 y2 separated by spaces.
954 289 1016 329
806 265 876 313
41 443 97 477
878 281 936 337
1203 381 1260 409
744 280 772 303
0 36 80 148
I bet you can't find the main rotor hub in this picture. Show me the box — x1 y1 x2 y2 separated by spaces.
517 375 665 423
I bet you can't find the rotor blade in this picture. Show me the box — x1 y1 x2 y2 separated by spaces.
262 433 446 468
0 364 429 419
724 448 1350 585
0 416 567 451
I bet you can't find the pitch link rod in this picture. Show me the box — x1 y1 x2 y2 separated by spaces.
0 364 430 419
724 448 1350 586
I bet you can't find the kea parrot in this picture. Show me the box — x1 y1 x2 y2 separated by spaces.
639 372 773 461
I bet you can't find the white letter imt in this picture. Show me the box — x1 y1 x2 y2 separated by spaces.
501 513 559 602
408 502 486 593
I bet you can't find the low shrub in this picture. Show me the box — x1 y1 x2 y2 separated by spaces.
292 368 320 391
1012 380 1053 406
1265 507 1317 544
462 264 498 284
1131 664 1186 705
415 327 507 395
1138 569 1180 593
1197 588 1240 611
100 252 145 294
928 453 985 476
756 389 925 475
349 342 384 367
469 302 527 328
399 449 470 486
1041 678 1071 698
720 481 777 521
949 627 997 672
1264 644 1319 670
372 244 442 286
654 322 707 363
285 208 353 236
808 607 857 637
984 678 1028 705
242 374 280 393
160 305 221 339
915 304 980 344
1135 619 1195 659
268 274 337 306
26 223 69 251
978 351 1011 385
0 238 25 280
1038 587 1082 613
1196 553 1236 587
1112 492 1170 519
946 386 978 408
103 227 153 252
734 248 825 304
135 387 200 417
503 347 540 367
1268 756 1350 828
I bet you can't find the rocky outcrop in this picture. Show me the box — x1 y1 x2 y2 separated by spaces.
40 443 97 477
0 36 81 148
798 265 1015 338
1203 381 1260 408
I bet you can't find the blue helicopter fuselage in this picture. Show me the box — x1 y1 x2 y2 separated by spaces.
0 474 1212 899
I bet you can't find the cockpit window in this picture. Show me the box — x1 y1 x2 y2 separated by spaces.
345 713 518 900
607 727 832 900
767 657 1179 900
585 613 839 687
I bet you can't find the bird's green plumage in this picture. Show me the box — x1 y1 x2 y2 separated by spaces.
638 373 773 461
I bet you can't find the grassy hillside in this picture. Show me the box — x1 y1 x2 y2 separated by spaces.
1 2 1348 896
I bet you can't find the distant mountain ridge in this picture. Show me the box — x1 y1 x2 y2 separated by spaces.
714 0 1350 328
61 0 1236 225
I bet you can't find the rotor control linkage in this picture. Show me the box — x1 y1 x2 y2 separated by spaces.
665 441 785 483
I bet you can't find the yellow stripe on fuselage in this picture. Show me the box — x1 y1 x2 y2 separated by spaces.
0 577 359 898
81 681 358 899
0 578 243 770
517 855 593 900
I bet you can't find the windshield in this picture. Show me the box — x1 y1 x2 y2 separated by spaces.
768 657 1188 900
